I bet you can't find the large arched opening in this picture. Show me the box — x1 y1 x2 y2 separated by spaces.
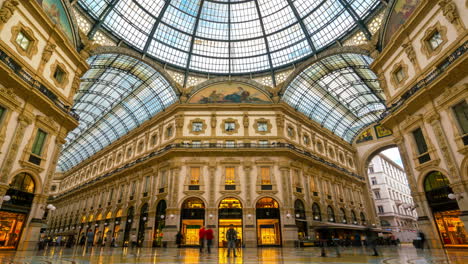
256 197 281 246
180 197 205 246
0 173 36 249
218 197 243 248
424 171 468 246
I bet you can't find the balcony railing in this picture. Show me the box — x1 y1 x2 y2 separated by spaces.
52 142 364 200
0 48 79 121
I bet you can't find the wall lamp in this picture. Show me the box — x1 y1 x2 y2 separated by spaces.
448 193 464 200
2 195 11 201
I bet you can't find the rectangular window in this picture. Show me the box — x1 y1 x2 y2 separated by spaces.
293 169 300 186
53 66 66 83
131 181 136 196
412 128 428 154
375 191 381 199
225 167 235 184
394 67 405 83
0 106 5 124
31 129 47 156
151 134 157 146
190 167 200 185
144 176 150 193
371 177 377 185
368 165 374 174
260 167 271 185
428 31 443 50
16 31 31 51
378 206 384 214
109 188 114 202
453 101 468 144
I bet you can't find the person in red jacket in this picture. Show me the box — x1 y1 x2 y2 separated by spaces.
205 227 214 253
199 226 206 253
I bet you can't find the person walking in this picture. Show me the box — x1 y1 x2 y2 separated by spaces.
205 227 214 253
86 230 94 248
226 225 237 257
176 232 183 248
199 226 206 253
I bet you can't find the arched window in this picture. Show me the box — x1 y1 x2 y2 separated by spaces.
312 203 321 221
9 173 35 193
351 210 357 224
327 206 335 222
182 197 205 209
424 171 450 191
360 212 366 225
294 199 306 219
256 197 279 208
340 208 347 223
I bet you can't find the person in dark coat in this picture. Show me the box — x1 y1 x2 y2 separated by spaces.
175 232 183 248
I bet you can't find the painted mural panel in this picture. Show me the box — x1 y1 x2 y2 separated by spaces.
383 0 420 46
356 128 373 143
374 124 393 138
189 83 272 104
36 0 74 42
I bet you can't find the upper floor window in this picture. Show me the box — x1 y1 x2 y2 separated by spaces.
0 106 6 124
225 121 235 132
427 31 443 51
166 126 173 138
452 101 468 144
287 126 294 137
258 140 268 147
378 206 384 214
260 167 271 185
144 176 150 193
225 140 235 148
150 134 157 146
303 135 310 145
412 128 429 155
192 122 203 132
225 167 235 184
53 66 66 84
368 165 374 174
138 141 144 152
190 167 200 185
257 122 268 132
394 66 406 83
31 129 47 156
15 31 31 51
371 177 377 185
374 191 381 199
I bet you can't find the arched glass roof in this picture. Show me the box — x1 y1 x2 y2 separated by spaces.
57 53 178 172
282 53 385 142
78 0 380 75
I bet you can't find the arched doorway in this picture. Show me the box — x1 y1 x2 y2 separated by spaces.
180 197 205 246
113 209 122 245
153 200 166 247
218 197 242 247
424 171 468 246
256 197 281 246
123 206 134 246
294 199 307 239
137 203 148 246
0 173 35 249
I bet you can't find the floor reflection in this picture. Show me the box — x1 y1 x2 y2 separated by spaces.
0 245 467 263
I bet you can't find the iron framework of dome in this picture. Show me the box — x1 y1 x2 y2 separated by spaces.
78 0 380 79
57 54 178 172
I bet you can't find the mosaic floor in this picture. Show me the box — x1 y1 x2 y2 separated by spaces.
0 245 467 264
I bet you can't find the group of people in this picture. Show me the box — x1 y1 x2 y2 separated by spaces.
195 225 238 257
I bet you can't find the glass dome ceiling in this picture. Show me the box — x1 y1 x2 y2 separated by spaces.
78 0 380 75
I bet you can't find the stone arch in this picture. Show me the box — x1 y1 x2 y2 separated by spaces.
178 196 208 209
461 156 468 181
8 169 43 195
190 77 273 99
253 195 283 209
357 140 398 178
215 195 245 208
91 46 182 94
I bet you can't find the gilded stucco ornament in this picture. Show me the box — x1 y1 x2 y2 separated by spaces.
438 0 465 33
0 0 19 25
79 31 99 59
402 41 420 72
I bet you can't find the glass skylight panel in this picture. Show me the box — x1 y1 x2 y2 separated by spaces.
76 0 380 74
189 55 230 73
231 56 270 73
193 39 229 57
282 53 385 142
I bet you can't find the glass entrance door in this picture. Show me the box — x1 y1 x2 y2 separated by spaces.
434 210 468 245
218 219 242 247
0 211 26 249
257 219 281 245
181 219 203 246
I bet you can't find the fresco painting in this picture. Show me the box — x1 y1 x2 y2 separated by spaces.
37 0 74 42
383 0 420 46
189 83 272 104
375 124 393 138
356 128 373 143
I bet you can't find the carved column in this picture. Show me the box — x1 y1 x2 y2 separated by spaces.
175 114 184 140
170 164 181 208
279 162 292 208
0 114 31 183
210 112 217 140
243 161 253 207
37 42 56 74
208 164 216 207
43 136 66 195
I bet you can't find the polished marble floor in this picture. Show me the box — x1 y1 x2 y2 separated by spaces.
0 245 467 264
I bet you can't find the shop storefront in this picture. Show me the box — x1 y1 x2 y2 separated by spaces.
294 199 307 239
123 207 134 246
153 200 166 247
180 198 205 246
218 198 242 247
424 171 468 247
0 173 35 250
256 197 281 246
